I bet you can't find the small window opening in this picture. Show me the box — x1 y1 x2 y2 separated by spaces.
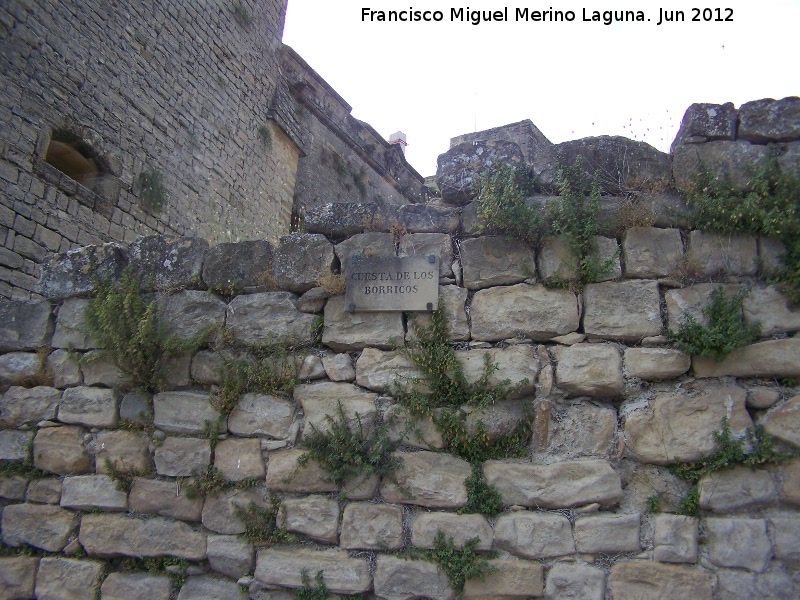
45 129 104 188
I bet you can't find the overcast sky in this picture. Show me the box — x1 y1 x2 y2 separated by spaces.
283 0 800 176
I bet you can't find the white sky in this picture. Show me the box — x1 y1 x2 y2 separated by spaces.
283 0 800 177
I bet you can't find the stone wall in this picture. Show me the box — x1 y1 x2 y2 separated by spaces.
1 197 799 598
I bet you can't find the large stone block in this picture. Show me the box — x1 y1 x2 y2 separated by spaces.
340 503 403 550
406 285 469 341
436 140 525 205
574 513 640 553
665 283 742 331
1 503 78 552
79 514 207 560
213 437 265 481
33 425 92 474
36 242 127 300
463 558 544 599
156 290 226 340
583 280 661 342
226 292 317 346
95 429 152 474
100 573 171 600
0 386 61 427
692 339 800 378
761 394 800 447
462 399 530 442
609 561 715 600
0 299 53 351
0 430 33 462
255 548 371 594
688 230 758 276
457 345 538 398
228 392 295 439
52 298 96 349
152 390 222 435
706 518 771 572
624 387 752 464
129 478 204 521
201 240 273 293
207 535 255 579
384 405 443 450
483 459 623 508
322 295 404 351
554 344 623 397
272 233 335 293
355 348 423 393
743 285 800 336
304 202 379 237
771 517 800 561
470 283 579 342
460 236 536 290
537 235 620 284
47 349 83 388
58 386 119 428
154 437 211 477
671 102 738 148
34 557 104 600
279 495 340 543
200 488 268 535
494 512 574 559
398 204 460 234
60 475 127 511
176 576 247 600
622 226 683 278
0 352 42 384
536 400 617 460
335 232 395 270
653 514 698 563
127 235 208 290
0 556 38 600
373 555 455 600
411 513 493 551
381 451 471 508
294 381 377 438
738 96 800 143
265 449 338 493
545 562 604 600
698 467 777 511
673 140 768 192
624 348 690 381
398 233 454 277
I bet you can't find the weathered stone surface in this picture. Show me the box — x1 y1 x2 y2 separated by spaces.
26 478 62 504
58 386 118 428
583 280 661 342
227 292 317 346
201 240 274 293
384 404 443 449
34 557 104 600
738 96 800 143
0 556 38 600
214 437 265 481
671 102 738 148
1 503 78 551
295 382 377 438
0 386 61 426
761 394 800 447
484 459 623 508
494 512 574 559
461 236 536 290
297 287 328 313
190 351 223 385
574 513 640 553
176 576 247 600
706 518 771 572
279 495 340 543
119 391 152 423
0 300 53 353
0 474 27 500
715 569 798 600
255 548 371 594
340 503 404 550
47 349 82 388
79 513 206 559
228 393 295 439
406 285 469 341
95 429 152 474
779 459 800 506
381 451 470 508
437 141 525 205
0 352 42 384
156 291 226 340
654 514 698 563
265 449 338 493
154 437 211 477
545 562 604 600
688 230 758 276
411 513 493 551
33 425 92 474
322 295 404 351
272 233 335 293
536 400 617 460
398 233 454 277
129 477 204 521
665 283 742 331
374 555 455 600
52 298 95 349
100 573 171 600
297 353 325 380
355 348 423 393
624 348 690 381
463 558 544 599
207 535 255 579
673 140 768 192
698 467 777 511
554 344 623 398
304 202 379 237
128 235 207 290
398 204 460 234
0 429 32 462
463 400 529 442
152 390 221 435
743 285 800 336
759 236 786 272
609 561 714 600
624 387 752 464
746 386 781 410
322 353 356 382
60 475 127 511
772 517 800 561
79 352 129 388
35 243 126 300
341 472 380 501
335 232 395 270
622 227 683 278
537 235 620 283
458 346 538 399
693 339 800 378
471 283 579 342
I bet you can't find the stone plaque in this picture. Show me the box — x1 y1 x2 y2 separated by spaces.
345 255 439 312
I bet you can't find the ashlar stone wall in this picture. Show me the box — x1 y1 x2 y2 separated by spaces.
1 194 799 599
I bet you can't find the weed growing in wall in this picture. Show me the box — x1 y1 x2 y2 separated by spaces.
138 169 168 213
475 165 543 247
667 286 760 361
425 530 497 593
235 493 295 544
85 269 208 393
460 465 504 517
682 149 800 301
104 458 152 493
117 556 189 590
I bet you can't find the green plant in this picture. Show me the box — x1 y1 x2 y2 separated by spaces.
425 530 497 593
298 402 401 486
646 494 661 514
258 124 272 151
85 269 208 392
183 466 229 499
682 149 800 301
667 286 760 361
460 465 504 517
475 165 543 247
118 556 188 589
296 570 328 600
676 487 700 517
236 494 295 544
104 458 151 493
138 169 167 212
